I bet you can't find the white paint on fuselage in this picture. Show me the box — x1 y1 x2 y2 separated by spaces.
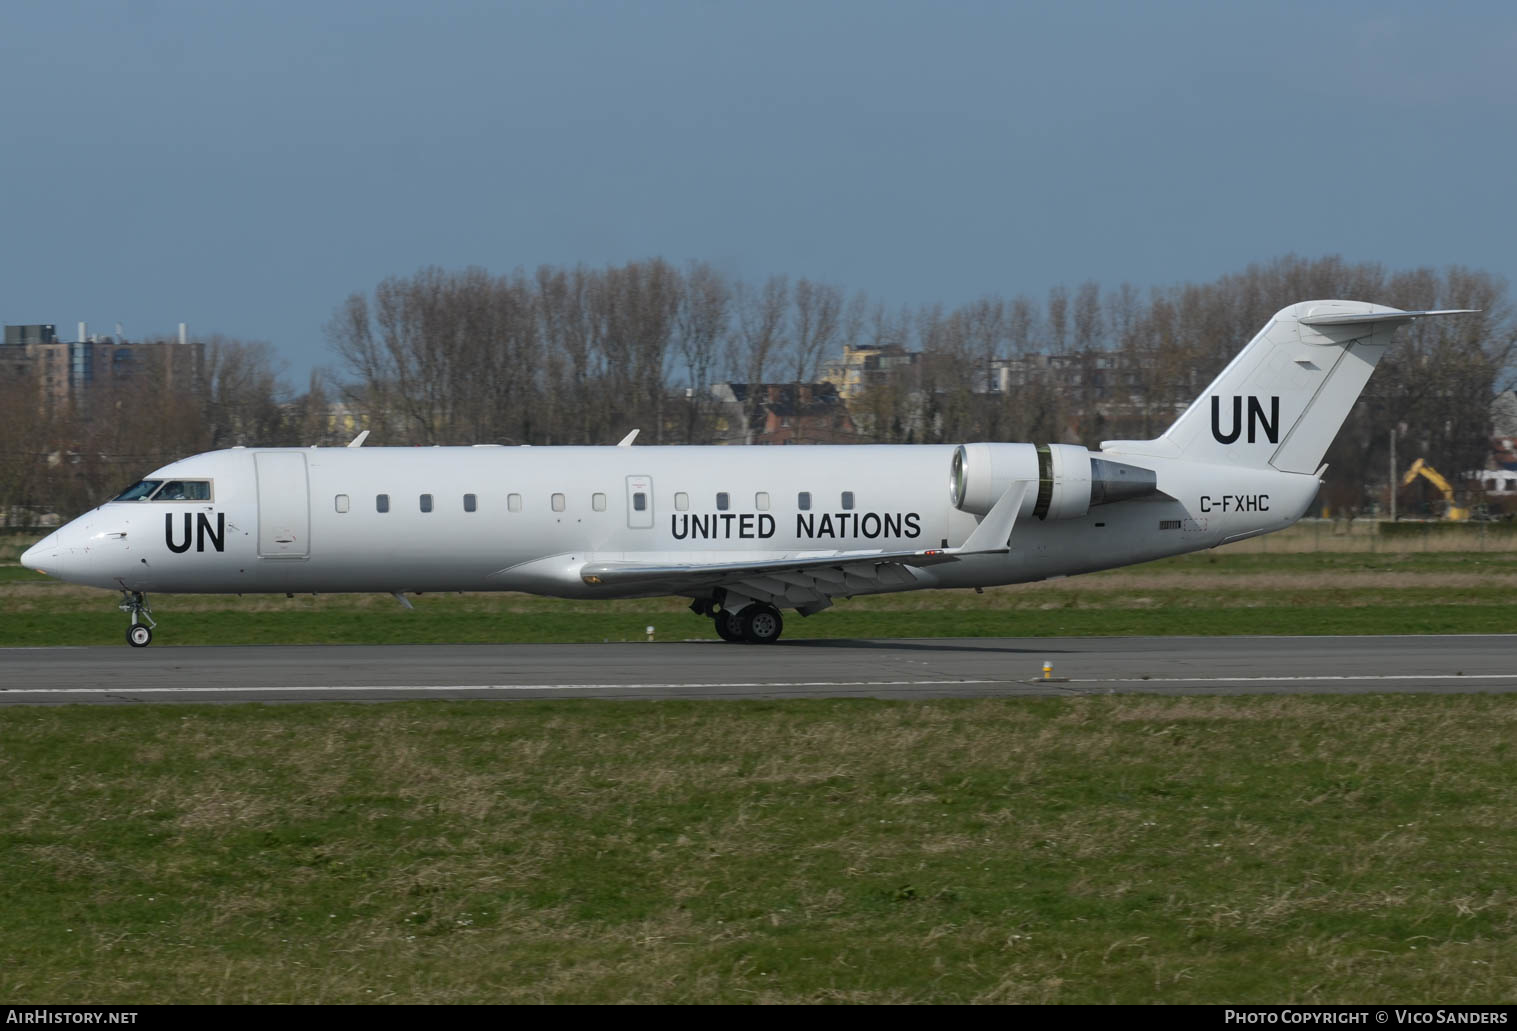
28 443 1321 600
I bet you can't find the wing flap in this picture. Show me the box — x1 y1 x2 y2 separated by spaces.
578 546 960 589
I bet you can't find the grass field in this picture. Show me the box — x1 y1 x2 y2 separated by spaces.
3 696 1514 1004
4 529 1515 1004
4 525 1517 647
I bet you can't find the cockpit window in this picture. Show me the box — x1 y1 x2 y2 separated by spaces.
153 480 213 501
113 480 163 501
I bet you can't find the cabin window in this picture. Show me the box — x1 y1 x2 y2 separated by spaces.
592 493 607 512
841 491 855 510
552 493 566 512
335 494 350 514
798 491 811 511
716 492 730 511
633 492 647 512
463 493 477 512
507 493 522 512
755 492 770 511
376 494 390 513
420 493 434 513
675 492 689 511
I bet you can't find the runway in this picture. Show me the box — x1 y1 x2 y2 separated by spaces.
2 634 1515 704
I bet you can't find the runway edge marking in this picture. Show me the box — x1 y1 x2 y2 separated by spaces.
8 673 1517 696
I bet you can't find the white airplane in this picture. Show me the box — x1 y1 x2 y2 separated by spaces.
20 300 1474 647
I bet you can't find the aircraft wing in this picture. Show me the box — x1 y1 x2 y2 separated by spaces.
579 482 1032 613
580 546 980 613
581 546 959 585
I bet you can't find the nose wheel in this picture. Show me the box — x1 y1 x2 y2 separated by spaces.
119 591 156 647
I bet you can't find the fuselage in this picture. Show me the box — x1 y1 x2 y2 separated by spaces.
22 443 1320 598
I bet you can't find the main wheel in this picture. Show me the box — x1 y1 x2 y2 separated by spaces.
740 604 784 644
127 624 153 648
713 609 743 642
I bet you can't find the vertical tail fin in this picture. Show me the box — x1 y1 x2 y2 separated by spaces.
1102 301 1476 472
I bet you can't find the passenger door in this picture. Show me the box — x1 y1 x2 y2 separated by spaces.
255 451 310 558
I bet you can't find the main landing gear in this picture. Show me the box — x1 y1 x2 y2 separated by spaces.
119 591 156 647
710 602 784 644
714 609 744 642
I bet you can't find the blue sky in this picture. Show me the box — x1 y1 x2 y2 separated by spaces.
3 0 1514 386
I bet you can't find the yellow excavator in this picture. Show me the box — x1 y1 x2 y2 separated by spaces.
1400 459 1471 521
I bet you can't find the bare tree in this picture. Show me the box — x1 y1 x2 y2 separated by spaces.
0 365 55 523
1046 285 1068 353
790 279 843 383
290 368 332 445
675 260 731 442
597 259 681 442
536 264 604 444
727 276 789 442
201 337 287 447
315 255 1514 525
1072 280 1103 352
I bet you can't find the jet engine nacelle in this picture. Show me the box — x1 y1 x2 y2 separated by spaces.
949 442 1158 520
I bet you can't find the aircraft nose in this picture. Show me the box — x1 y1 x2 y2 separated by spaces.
20 531 60 574
21 518 133 587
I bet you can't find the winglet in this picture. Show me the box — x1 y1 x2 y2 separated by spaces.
347 430 370 448
958 481 1031 553
617 429 640 447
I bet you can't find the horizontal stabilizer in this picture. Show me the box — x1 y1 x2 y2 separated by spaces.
1298 308 1478 327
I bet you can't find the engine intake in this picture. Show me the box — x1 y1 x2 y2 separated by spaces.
949 442 1158 520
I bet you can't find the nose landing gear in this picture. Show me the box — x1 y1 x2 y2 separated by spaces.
119 591 156 647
